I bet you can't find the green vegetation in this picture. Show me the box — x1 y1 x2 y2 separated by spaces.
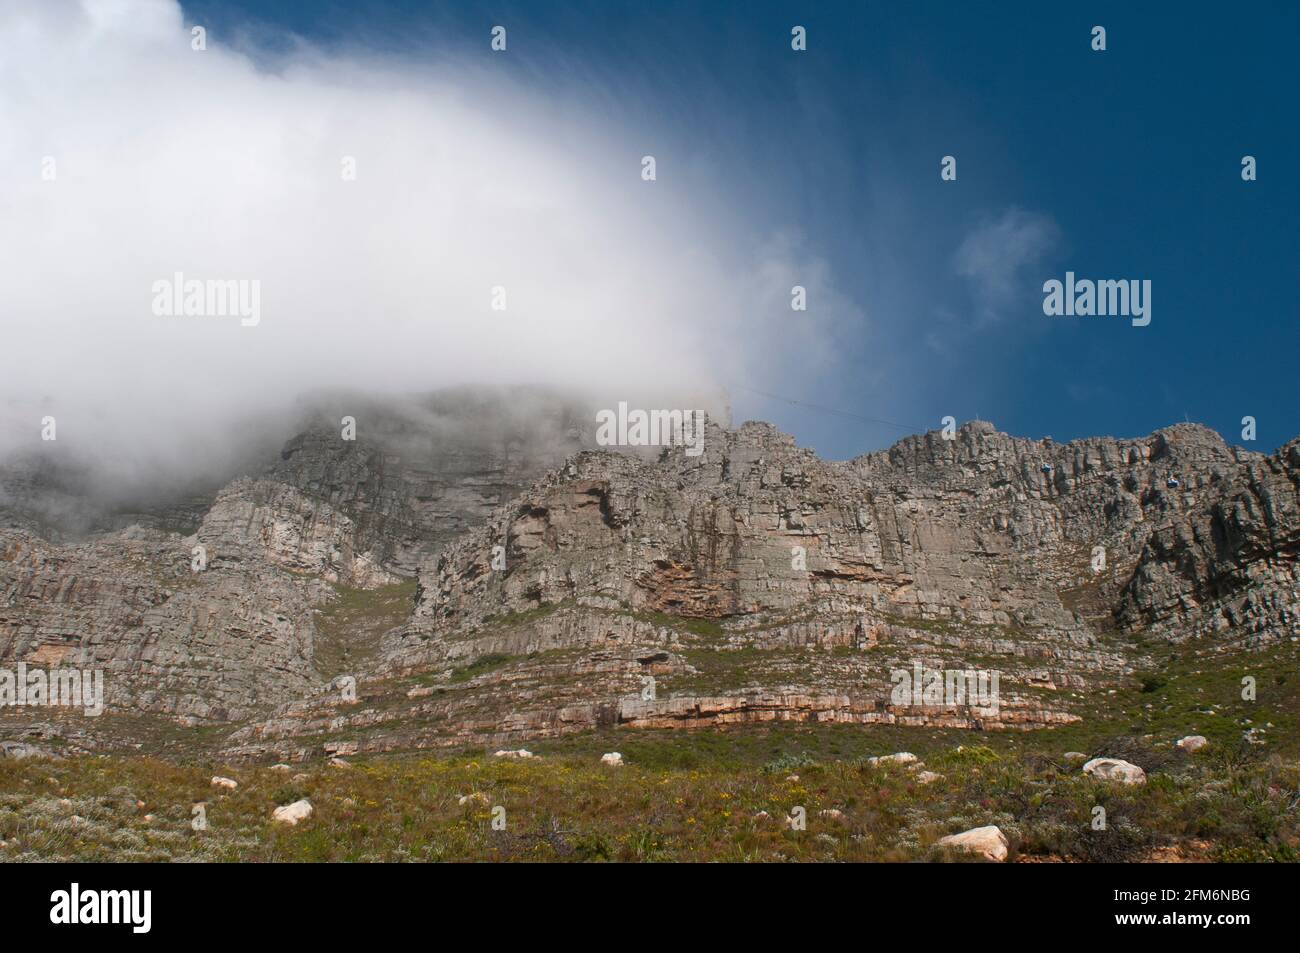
313 580 417 677
1 721 1295 862
1 619 1295 863
449 653 514 683
633 610 725 639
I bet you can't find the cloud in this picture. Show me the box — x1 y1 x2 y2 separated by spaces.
0 0 859 484
954 208 1061 324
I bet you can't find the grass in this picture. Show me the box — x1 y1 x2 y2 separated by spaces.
632 610 725 640
1062 638 1300 759
2 615 1295 862
313 579 417 678
669 646 823 694
1 723 1295 862
449 653 514 684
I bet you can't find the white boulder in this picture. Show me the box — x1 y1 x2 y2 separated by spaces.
1082 757 1147 785
271 799 314 826
936 825 1009 862
868 752 919 766
600 752 624 766
1176 735 1208 752
211 776 238 790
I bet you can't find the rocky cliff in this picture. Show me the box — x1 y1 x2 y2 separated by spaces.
1 394 1296 760
0 388 594 722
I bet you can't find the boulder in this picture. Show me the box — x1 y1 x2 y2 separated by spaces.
493 749 534 760
211 776 238 789
868 752 919 766
0 741 51 760
600 752 624 766
1082 757 1147 785
271 799 313 825
1176 735 1208 752
937 825 1009 862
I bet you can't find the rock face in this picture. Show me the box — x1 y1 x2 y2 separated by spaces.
1118 435 1300 649
0 524 320 720
0 389 597 722
233 418 1298 760
2 396 1298 759
261 389 597 576
197 479 401 589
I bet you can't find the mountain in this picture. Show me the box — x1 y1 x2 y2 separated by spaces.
1 391 1297 762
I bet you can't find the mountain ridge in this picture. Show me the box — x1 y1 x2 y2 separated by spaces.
1 396 1296 761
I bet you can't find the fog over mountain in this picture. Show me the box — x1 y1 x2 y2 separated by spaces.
1 2 1297 878
0 0 852 491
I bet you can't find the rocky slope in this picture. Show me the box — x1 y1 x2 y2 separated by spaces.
1 395 1296 761
230 418 1299 760
0 388 595 721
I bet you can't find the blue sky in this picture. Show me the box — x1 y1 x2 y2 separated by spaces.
183 0 1299 458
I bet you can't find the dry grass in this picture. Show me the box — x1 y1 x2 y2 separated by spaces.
2 622 1296 863
1 726 1296 862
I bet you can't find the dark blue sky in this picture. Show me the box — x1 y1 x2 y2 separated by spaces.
184 0 1299 458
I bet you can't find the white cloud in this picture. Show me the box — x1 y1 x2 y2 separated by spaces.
0 0 859 479
954 207 1061 324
